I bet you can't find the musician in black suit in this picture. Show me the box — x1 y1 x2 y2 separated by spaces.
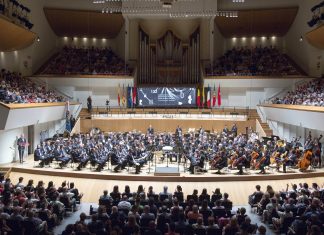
175 125 182 138
34 144 47 167
231 123 238 137
17 134 27 163
147 124 154 135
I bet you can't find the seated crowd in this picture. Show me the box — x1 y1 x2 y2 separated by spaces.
249 183 324 235
0 69 66 103
40 46 132 76
0 175 82 234
61 184 266 235
272 79 324 106
206 46 301 76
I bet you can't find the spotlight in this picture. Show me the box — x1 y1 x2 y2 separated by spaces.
36 36 40 42
299 36 303 42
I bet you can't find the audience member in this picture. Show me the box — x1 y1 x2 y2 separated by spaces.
40 46 132 76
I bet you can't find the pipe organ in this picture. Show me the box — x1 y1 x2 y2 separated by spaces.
138 27 200 85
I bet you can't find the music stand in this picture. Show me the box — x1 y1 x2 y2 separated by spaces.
146 145 155 174
173 146 181 172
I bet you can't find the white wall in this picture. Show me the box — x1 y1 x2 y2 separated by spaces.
269 120 323 146
284 0 324 77
0 0 58 75
0 127 28 164
33 119 65 150
213 21 225 62
260 105 324 132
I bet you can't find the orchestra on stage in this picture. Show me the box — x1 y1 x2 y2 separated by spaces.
33 124 322 174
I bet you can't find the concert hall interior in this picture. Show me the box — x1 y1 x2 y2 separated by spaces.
0 0 324 234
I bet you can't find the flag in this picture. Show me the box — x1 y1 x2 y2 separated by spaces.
197 88 200 107
132 84 137 106
202 86 205 107
122 84 126 107
127 85 132 108
212 84 216 107
117 84 121 107
217 84 221 106
207 85 211 108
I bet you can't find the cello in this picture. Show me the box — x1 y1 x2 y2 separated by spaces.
250 151 259 169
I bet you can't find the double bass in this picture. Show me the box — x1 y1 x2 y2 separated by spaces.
250 151 259 169
297 148 312 171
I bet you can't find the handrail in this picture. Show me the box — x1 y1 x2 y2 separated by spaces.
0 101 80 110
256 119 267 138
70 117 81 135
256 106 267 123
258 104 324 113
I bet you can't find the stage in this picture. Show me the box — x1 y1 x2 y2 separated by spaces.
3 155 324 182
2 156 323 205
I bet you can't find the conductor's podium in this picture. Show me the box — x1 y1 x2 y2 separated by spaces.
154 166 180 176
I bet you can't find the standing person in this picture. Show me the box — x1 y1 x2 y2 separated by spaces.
87 96 92 113
17 134 27 163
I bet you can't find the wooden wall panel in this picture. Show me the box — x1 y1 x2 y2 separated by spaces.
44 8 124 38
305 24 324 50
80 118 256 134
0 16 37 52
215 7 298 38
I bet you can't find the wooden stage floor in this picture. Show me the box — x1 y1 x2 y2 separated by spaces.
2 156 324 205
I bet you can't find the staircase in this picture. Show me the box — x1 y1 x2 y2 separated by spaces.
79 108 91 119
0 167 11 178
249 109 273 136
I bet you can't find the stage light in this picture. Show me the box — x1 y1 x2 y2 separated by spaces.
261 36 266 41
242 37 246 41
251 36 256 41
271 36 276 40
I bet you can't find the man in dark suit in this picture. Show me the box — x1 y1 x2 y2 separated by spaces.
17 134 27 163
147 124 154 135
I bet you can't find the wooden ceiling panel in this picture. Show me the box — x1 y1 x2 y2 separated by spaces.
306 24 324 50
0 16 37 52
44 8 125 38
215 7 298 38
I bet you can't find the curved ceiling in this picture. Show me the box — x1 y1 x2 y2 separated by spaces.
44 8 125 38
306 24 324 50
215 7 298 38
0 16 37 52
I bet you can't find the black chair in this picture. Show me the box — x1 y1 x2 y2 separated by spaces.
206 227 222 235
280 217 295 234
212 208 226 219
193 227 206 235
22 220 38 235
6 219 23 235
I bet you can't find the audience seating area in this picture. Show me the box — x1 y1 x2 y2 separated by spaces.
39 47 132 76
62 184 258 235
272 79 324 106
0 69 66 104
206 46 302 77
0 175 82 235
1 175 323 234
249 183 324 235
